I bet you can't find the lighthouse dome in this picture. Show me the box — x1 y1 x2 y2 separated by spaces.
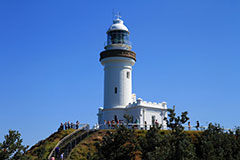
108 18 129 32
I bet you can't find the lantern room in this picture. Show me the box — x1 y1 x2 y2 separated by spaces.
105 17 132 50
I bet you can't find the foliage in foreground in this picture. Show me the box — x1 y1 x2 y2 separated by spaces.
0 130 29 160
93 126 140 160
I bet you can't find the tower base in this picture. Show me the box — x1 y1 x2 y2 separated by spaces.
98 98 167 130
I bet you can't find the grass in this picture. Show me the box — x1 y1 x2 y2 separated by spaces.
68 130 107 160
26 129 75 160
68 130 109 160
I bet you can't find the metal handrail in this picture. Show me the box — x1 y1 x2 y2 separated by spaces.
48 124 89 160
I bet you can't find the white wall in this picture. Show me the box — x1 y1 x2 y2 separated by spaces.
143 108 166 128
98 106 167 129
101 57 135 109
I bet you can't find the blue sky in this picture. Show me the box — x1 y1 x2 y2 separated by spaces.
0 0 239 146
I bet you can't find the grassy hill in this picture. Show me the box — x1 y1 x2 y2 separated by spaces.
25 129 202 160
67 129 202 160
26 129 75 159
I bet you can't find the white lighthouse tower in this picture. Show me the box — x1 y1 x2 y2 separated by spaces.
98 15 167 129
101 16 135 109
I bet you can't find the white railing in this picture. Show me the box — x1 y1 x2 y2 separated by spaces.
104 42 132 50
182 125 234 132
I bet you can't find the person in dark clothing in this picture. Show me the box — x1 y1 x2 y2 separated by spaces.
67 121 70 129
58 123 64 131
145 121 147 130
76 120 80 129
55 147 60 158
114 115 118 123
196 121 200 130
71 122 74 129
64 122 67 130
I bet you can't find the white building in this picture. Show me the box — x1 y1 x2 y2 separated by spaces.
98 16 167 129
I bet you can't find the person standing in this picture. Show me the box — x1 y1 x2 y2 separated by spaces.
155 120 159 128
71 122 74 129
196 121 200 130
68 121 70 129
76 120 80 129
60 153 64 160
114 115 118 123
64 122 67 130
111 120 115 129
104 120 107 129
58 123 64 132
107 120 110 129
55 147 60 158
188 122 191 131
144 121 147 130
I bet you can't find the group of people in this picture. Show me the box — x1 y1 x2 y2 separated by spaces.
103 119 124 128
102 119 200 131
188 121 200 130
103 118 153 129
102 117 162 130
58 121 80 131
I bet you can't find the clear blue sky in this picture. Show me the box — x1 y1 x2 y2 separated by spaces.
0 0 239 146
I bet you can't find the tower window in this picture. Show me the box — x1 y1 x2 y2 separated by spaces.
127 72 130 79
115 87 117 94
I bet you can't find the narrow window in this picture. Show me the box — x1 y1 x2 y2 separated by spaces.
127 72 130 79
115 87 117 94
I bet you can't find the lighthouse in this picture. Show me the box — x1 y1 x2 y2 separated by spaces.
98 15 167 129
100 16 135 109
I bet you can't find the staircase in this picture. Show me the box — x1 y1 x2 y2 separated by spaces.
48 124 96 159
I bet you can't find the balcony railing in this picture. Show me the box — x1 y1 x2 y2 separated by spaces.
104 41 132 50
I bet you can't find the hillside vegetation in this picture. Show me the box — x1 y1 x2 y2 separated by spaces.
67 130 109 160
67 129 202 160
26 129 75 159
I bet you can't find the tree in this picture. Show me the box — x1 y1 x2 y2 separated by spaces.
139 126 171 160
93 125 140 160
164 105 189 133
0 130 29 160
164 106 195 160
196 123 240 159
140 106 196 160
